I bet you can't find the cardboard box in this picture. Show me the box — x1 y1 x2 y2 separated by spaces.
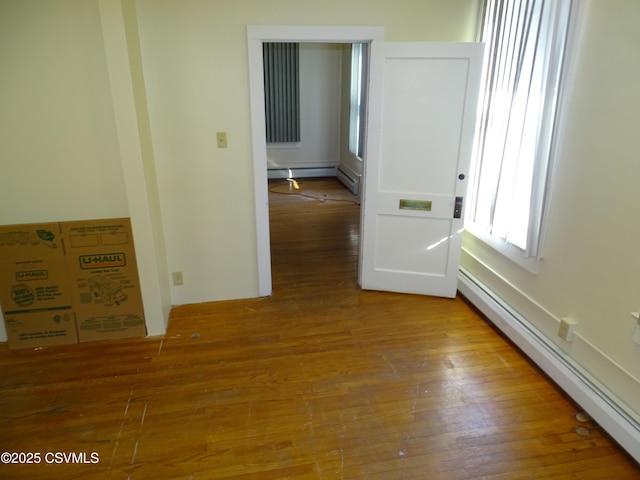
61 218 146 343
0 223 78 348
0 218 146 348
3 309 77 349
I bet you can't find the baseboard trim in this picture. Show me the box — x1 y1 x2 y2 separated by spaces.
458 267 640 463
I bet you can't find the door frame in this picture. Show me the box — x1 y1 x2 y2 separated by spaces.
247 25 385 296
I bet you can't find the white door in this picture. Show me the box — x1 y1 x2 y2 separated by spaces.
360 42 484 298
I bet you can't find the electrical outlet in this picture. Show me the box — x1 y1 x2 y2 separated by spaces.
216 131 228 148
558 317 577 342
172 271 184 286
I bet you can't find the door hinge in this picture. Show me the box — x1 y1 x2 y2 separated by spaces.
453 196 463 219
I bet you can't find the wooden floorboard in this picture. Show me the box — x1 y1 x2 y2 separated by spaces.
0 177 638 479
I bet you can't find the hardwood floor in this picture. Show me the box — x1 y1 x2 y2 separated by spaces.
1 177 638 479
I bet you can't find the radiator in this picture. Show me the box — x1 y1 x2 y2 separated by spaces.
336 166 361 196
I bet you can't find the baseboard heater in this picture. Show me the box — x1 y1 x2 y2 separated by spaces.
336 166 361 196
267 167 336 180
457 267 640 463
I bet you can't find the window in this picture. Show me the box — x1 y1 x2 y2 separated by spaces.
466 0 573 271
263 43 300 143
349 43 368 159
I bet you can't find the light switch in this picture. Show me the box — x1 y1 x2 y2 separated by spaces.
216 131 228 148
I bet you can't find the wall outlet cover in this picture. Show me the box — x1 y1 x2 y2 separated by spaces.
558 317 577 342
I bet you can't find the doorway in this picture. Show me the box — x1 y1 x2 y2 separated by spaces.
265 40 366 293
247 26 385 297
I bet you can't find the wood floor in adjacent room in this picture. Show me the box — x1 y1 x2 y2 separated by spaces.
1 177 639 479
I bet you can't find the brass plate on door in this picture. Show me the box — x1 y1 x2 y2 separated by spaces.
399 199 432 211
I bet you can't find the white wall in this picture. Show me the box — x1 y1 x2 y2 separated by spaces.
460 0 640 421
0 0 128 224
267 43 342 172
135 0 481 306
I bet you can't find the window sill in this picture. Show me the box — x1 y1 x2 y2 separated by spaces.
464 224 541 275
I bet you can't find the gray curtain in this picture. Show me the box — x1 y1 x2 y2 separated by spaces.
263 43 300 143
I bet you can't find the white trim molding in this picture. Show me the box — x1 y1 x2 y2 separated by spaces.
458 267 640 463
